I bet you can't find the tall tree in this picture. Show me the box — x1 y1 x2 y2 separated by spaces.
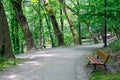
44 13 56 48
38 0 44 49
60 3 64 34
59 0 79 45
77 0 82 45
78 0 99 44
11 0 35 51
43 0 65 46
0 1 15 58
85 22 99 44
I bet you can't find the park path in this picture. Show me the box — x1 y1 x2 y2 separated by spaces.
0 44 103 80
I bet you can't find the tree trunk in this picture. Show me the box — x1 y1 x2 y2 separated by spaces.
86 23 99 44
101 24 105 43
43 0 64 46
39 18 44 49
78 18 82 45
38 0 44 49
11 0 35 51
11 17 16 54
33 12 37 47
59 0 79 45
44 14 56 48
77 0 82 45
0 1 15 58
15 22 20 54
20 42 24 53
60 3 64 32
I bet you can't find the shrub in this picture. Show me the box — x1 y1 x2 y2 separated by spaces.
108 37 120 53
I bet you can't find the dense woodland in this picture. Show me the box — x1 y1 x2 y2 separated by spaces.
0 0 120 59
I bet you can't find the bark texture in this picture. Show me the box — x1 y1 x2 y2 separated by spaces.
11 0 35 51
43 0 64 46
0 1 15 58
86 23 99 44
59 0 79 45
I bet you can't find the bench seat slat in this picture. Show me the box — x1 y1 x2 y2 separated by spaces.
87 55 103 65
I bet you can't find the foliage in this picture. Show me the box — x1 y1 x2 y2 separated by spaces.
0 57 5 63
31 0 38 3
109 38 120 52
1 0 120 54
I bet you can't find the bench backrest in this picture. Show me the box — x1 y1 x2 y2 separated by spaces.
97 49 110 63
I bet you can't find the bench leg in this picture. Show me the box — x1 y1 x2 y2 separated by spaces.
104 64 107 71
91 64 96 73
87 61 90 66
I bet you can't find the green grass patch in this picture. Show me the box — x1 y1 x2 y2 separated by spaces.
0 57 21 71
89 72 120 80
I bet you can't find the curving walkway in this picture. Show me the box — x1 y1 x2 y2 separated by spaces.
0 44 103 80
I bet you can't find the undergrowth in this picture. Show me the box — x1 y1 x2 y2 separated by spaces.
0 57 20 71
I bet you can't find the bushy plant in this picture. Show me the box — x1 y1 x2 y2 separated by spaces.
0 57 5 63
108 37 120 54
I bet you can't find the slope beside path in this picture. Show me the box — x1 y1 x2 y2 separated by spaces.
0 44 103 80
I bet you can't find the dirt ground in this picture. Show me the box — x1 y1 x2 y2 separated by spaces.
0 44 103 80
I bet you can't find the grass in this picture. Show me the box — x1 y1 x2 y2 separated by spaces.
0 57 21 71
89 37 120 80
89 72 120 80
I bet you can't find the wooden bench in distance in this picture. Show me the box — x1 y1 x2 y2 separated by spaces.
87 49 110 73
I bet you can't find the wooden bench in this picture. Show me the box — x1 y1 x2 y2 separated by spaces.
87 49 110 72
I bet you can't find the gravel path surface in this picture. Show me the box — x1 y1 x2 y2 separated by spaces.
0 44 103 80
